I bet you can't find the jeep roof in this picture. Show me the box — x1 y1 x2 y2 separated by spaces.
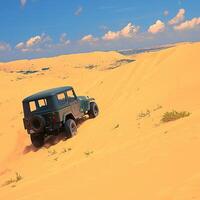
23 86 73 102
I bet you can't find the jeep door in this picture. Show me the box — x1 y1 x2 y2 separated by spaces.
66 89 83 118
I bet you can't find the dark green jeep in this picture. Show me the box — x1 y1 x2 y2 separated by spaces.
22 86 99 147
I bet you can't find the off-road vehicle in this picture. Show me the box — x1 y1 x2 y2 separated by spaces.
22 86 99 147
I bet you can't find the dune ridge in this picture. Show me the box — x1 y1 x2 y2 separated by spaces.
0 42 200 200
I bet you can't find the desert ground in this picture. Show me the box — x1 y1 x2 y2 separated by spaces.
0 42 200 200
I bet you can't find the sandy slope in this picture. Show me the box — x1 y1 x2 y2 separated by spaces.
0 43 200 200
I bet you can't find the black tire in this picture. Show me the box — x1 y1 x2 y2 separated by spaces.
88 102 99 118
30 134 45 148
64 119 77 138
29 115 45 133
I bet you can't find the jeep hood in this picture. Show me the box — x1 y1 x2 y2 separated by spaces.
78 96 95 112
78 96 95 101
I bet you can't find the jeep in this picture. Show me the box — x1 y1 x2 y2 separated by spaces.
22 86 99 148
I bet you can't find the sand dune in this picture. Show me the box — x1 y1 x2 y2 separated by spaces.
0 42 200 200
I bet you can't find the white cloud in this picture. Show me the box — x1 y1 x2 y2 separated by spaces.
75 6 83 16
102 23 139 41
120 23 139 37
20 0 27 7
174 17 200 31
15 42 24 49
60 33 70 45
102 31 120 41
169 8 185 25
0 42 11 51
26 36 42 47
81 34 98 43
16 34 51 52
148 20 165 34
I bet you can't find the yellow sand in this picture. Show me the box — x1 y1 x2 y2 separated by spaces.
0 42 200 200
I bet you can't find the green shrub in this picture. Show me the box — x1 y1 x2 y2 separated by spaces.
161 110 190 123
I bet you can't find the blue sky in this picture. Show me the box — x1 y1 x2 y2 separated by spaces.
0 0 200 61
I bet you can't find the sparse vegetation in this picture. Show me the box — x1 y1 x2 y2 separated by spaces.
41 67 50 71
48 149 57 156
16 77 24 81
117 59 135 64
108 59 135 70
54 157 58 161
61 147 72 153
61 148 67 153
1 172 23 187
15 172 23 182
153 104 163 111
113 124 119 129
16 70 39 75
164 131 168 134
1 178 15 187
137 109 151 119
161 110 191 123
84 151 94 156
85 64 97 70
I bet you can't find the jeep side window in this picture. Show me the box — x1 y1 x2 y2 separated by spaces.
57 93 67 104
29 101 36 112
38 99 47 108
66 90 76 103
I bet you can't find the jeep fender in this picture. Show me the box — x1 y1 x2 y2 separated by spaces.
63 113 76 124
88 97 95 102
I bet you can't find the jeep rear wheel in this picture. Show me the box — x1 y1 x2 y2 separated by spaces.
29 115 45 133
64 119 77 138
88 102 99 118
30 134 44 148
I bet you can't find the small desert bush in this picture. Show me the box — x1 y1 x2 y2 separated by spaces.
161 110 190 123
153 104 163 111
1 172 23 187
85 64 97 70
84 151 94 156
108 59 135 70
15 172 23 182
138 109 150 119
48 149 57 156
113 124 119 129
16 70 39 75
41 67 50 71
61 147 72 154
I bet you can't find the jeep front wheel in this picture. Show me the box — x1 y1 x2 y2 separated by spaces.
88 102 99 118
64 119 77 138
30 134 44 148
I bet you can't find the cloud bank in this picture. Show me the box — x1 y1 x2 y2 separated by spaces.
174 17 200 31
1 8 200 61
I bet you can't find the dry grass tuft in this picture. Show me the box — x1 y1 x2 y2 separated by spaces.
161 110 190 123
1 172 23 187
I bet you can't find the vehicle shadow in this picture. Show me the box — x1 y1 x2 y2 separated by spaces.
23 116 90 154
